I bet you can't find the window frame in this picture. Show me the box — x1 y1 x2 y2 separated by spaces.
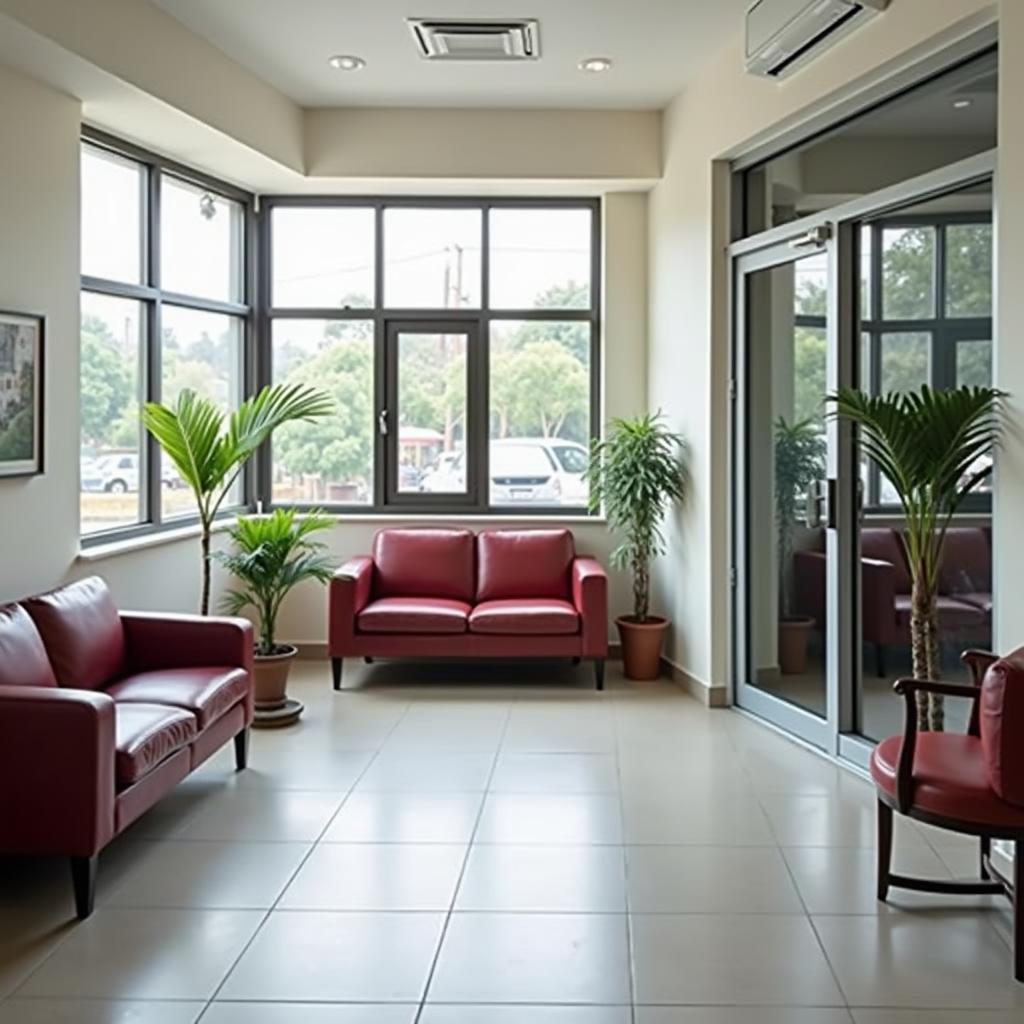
79 128 256 546
257 195 602 516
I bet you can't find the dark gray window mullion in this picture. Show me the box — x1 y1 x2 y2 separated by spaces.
253 201 272 510
374 205 387 508
590 203 603 449
147 165 162 528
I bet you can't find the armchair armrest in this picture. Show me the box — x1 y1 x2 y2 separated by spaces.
891 676 982 812
329 556 374 655
572 557 608 658
0 687 116 857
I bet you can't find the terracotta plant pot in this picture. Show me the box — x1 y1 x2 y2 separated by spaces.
616 615 669 681
252 644 298 711
778 617 814 675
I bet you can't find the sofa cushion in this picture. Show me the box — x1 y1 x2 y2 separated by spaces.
23 576 125 690
372 529 475 602
0 603 57 688
469 599 580 636
941 527 991 597
979 650 1024 807
357 597 471 634
894 594 985 631
861 528 912 594
115 702 197 788
476 530 575 602
106 667 249 730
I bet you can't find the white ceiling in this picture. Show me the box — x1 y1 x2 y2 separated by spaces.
151 0 748 109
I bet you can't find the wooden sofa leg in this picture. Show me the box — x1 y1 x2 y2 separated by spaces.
234 727 250 771
332 657 343 691
71 855 97 920
981 836 992 880
877 799 893 902
594 659 605 691
364 656 374 664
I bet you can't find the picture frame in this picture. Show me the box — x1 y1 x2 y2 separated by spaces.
0 310 44 478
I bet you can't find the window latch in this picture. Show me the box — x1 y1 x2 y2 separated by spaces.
789 223 832 249
378 409 389 436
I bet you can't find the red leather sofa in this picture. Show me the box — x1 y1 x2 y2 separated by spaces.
329 527 608 688
0 576 254 919
794 526 991 675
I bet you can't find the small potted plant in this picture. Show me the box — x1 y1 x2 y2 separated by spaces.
774 416 825 675
216 507 335 726
587 413 686 680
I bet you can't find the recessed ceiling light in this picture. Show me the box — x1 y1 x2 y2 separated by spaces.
952 98 973 109
328 54 366 71
578 57 612 73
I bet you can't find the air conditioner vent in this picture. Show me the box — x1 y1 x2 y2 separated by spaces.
408 18 540 61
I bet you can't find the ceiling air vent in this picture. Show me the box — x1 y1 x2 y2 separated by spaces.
407 18 540 61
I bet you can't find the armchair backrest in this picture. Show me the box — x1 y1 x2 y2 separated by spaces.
22 576 125 690
980 649 1024 807
940 527 991 596
0 603 57 688
861 528 912 594
372 528 476 602
476 529 575 602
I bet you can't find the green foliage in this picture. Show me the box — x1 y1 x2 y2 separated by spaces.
80 317 134 445
587 413 686 622
143 383 332 614
216 508 335 655
774 418 826 618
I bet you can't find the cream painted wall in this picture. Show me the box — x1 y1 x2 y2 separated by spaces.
647 0 998 699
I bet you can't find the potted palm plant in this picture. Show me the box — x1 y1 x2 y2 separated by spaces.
142 384 332 615
828 385 1003 731
216 508 335 725
587 413 686 680
774 416 826 675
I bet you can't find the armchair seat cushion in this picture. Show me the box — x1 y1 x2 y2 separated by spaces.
115 703 197 788
893 594 986 630
106 667 250 730
357 597 471 634
469 599 580 636
871 733 1024 829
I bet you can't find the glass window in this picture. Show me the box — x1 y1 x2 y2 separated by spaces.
81 145 144 284
882 227 936 320
384 208 482 308
946 223 993 318
272 320 374 505
489 208 592 310
80 293 144 535
489 320 591 507
160 175 243 302
956 338 993 388
880 331 930 394
271 207 375 309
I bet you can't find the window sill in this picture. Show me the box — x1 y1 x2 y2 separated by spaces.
77 520 233 562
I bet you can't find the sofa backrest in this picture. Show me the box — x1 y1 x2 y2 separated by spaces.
22 576 126 690
477 529 575 602
372 528 476 602
0 603 57 688
940 527 991 596
980 649 1024 807
860 528 912 594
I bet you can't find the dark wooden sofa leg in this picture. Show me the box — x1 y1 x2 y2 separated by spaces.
594 659 605 691
364 656 374 664
71 855 97 920
234 727 250 771
981 835 992 880
877 799 893 901
332 657 343 691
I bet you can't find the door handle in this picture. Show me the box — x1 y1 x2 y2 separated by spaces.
804 479 826 529
378 410 389 436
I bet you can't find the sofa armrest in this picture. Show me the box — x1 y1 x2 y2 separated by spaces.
572 557 608 658
121 613 254 719
0 687 116 857
329 557 374 656
861 558 898 646
792 550 826 624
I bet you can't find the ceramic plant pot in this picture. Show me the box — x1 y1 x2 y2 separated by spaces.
616 615 670 681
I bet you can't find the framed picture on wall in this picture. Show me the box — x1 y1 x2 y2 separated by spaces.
0 310 44 478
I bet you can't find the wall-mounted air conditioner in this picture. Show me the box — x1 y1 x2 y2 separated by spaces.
746 0 889 79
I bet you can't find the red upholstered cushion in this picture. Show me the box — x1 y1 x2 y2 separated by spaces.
0 603 57 688
106 667 250 730
469 599 580 635
23 576 125 690
871 733 1024 829
980 651 1024 806
357 597 471 634
114 702 197 787
372 529 475 602
476 529 575 602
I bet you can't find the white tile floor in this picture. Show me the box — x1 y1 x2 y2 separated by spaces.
1 658 1022 1023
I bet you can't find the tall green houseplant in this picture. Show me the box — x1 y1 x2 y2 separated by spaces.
774 417 826 619
143 384 332 615
828 385 1003 731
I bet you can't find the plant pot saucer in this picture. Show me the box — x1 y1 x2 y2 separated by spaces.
253 698 303 728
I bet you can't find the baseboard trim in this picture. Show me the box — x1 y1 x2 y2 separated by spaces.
294 641 624 662
660 656 730 707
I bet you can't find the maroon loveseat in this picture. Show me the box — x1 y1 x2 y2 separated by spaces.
0 576 253 919
794 526 991 675
329 528 608 688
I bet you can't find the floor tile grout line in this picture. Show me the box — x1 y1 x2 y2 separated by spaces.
412 696 512 1024
194 679 416 1021
610 690 637 1023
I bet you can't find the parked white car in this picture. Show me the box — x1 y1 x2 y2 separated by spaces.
81 453 184 493
490 438 589 506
